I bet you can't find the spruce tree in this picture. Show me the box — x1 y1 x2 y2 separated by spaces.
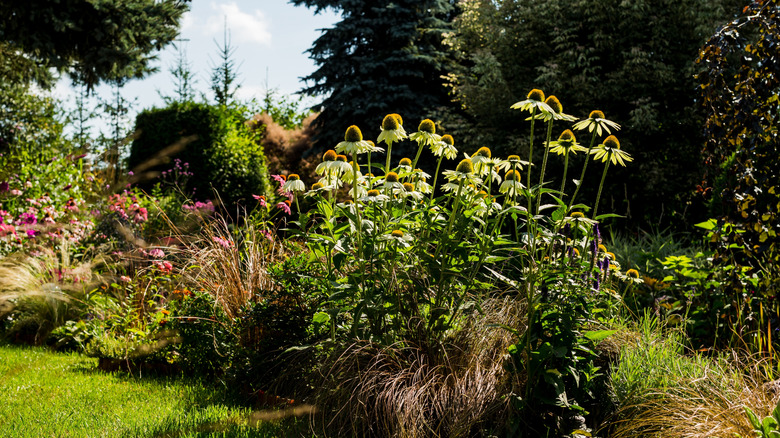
290 0 455 154
0 0 189 89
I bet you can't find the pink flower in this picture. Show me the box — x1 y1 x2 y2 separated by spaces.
119 275 132 283
212 236 234 248
252 195 267 208
10 189 21 196
148 248 165 258
154 261 173 274
0 224 15 237
261 229 273 241
276 201 291 215
132 207 148 223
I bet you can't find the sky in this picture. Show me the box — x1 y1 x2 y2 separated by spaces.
54 0 340 125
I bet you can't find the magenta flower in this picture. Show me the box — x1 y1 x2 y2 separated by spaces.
17 212 37 225
252 195 267 208
276 201 292 215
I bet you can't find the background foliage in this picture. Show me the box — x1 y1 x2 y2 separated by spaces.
444 0 746 229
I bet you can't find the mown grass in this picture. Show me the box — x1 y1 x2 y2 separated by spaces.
0 344 309 437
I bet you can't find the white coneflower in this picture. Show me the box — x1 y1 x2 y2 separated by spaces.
399 182 424 201
315 149 338 175
496 154 530 172
431 134 458 159
333 154 353 175
396 157 413 177
359 189 390 203
443 158 482 186
382 171 404 191
282 174 306 193
572 110 621 136
499 169 525 198
336 125 375 155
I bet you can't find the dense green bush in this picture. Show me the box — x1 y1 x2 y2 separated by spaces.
129 102 271 211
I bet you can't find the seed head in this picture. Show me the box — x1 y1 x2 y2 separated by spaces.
505 169 522 181
589 110 605 119
603 135 620 149
456 158 474 174
558 129 576 142
312 182 324 190
382 114 400 130
390 113 403 126
385 172 399 183
402 183 414 192
527 89 546 102
345 125 363 142
545 96 563 114
475 146 492 158
399 157 412 166
336 154 348 162
367 189 380 197
288 174 300 181
570 211 585 218
626 269 640 278
323 150 337 161
391 230 404 238
418 119 436 134
441 134 454 146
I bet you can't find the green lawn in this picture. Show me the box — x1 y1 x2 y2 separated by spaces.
0 344 307 437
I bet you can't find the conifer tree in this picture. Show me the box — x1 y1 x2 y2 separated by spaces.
0 0 189 89
290 0 455 152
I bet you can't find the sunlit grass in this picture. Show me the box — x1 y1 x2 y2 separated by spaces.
0 344 309 437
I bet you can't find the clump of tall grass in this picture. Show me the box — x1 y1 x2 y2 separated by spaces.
606 316 779 437
0 249 103 343
180 215 286 320
310 297 522 437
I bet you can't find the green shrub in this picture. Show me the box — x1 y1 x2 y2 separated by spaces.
129 102 271 211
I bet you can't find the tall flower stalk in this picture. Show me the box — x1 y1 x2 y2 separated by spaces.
569 110 621 212
590 135 633 219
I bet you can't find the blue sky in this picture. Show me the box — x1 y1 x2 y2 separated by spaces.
54 1 339 122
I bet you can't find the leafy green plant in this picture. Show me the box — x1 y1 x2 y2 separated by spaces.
281 90 635 435
740 402 780 438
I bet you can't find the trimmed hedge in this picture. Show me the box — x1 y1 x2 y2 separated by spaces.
129 102 271 210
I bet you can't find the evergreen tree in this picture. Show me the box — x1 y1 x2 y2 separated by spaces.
161 40 198 104
0 0 189 89
209 20 242 107
290 0 455 154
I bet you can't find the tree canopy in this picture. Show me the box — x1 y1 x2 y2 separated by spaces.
290 0 455 154
0 0 189 89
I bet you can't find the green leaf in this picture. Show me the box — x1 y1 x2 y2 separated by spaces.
694 219 718 230
583 329 618 342
313 312 330 325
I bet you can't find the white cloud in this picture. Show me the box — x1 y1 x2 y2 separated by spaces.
179 10 196 33
206 2 272 47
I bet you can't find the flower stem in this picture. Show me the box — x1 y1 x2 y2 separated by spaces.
535 118 554 215
559 152 570 198
384 141 394 176
410 141 426 176
593 159 611 219
430 154 444 204
526 107 537 223
568 130 598 212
